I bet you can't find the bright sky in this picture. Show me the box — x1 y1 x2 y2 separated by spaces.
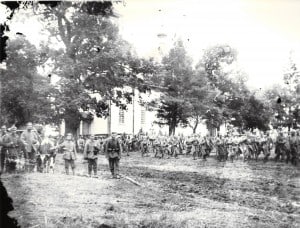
1 0 300 89
114 0 300 89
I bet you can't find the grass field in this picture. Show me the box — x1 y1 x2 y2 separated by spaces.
1 152 300 228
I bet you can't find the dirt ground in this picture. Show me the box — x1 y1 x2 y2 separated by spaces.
1 151 300 228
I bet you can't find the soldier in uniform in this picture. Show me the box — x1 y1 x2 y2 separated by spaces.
275 131 286 162
20 122 40 172
105 133 122 179
216 135 226 161
154 137 163 158
185 136 193 155
171 136 179 158
263 132 273 162
1 126 22 173
289 131 298 165
84 135 100 177
0 125 8 173
140 136 149 157
56 133 77 175
202 136 211 161
192 136 200 160
78 136 85 154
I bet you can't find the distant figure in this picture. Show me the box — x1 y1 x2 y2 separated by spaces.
78 135 85 153
105 133 122 179
20 122 40 172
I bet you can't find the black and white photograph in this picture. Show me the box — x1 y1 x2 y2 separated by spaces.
0 0 299 227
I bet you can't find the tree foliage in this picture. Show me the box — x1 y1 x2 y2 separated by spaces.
0 37 54 127
35 1 154 135
154 40 194 135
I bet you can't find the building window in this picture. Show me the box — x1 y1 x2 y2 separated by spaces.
141 108 146 125
119 109 125 124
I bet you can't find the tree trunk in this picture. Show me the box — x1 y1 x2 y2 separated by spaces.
64 109 81 151
169 121 176 136
193 116 199 134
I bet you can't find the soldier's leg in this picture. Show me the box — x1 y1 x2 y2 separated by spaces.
161 147 164 158
28 152 36 172
11 158 17 173
88 159 93 176
264 149 270 162
93 158 98 176
5 158 11 173
203 149 207 161
174 147 178 158
114 158 120 178
70 159 75 175
286 149 291 164
154 147 158 158
290 150 295 165
23 151 29 172
141 146 145 157
108 158 114 176
274 147 280 162
64 159 70 175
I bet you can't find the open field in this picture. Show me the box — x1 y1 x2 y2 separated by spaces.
1 152 300 228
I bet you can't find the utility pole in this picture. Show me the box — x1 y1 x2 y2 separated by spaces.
132 87 135 135
0 62 6 122
107 99 112 135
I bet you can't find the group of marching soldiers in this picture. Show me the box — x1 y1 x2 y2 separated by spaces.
1 124 299 176
0 123 123 179
119 129 299 166
0 123 42 174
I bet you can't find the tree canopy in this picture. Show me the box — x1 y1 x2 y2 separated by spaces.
0 37 54 127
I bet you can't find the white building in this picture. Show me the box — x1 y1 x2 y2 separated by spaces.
76 89 226 137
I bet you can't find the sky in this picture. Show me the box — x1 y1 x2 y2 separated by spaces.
1 0 300 89
114 0 300 89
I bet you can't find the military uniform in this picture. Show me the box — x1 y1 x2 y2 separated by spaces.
2 131 22 173
275 133 285 162
20 130 40 172
78 137 85 153
105 137 122 178
289 132 298 165
185 137 193 155
58 140 77 175
202 137 211 160
140 137 149 157
216 137 226 161
192 138 200 160
84 139 100 176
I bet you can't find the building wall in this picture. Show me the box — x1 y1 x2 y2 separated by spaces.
77 89 225 137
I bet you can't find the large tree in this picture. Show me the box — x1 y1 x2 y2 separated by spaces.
154 39 194 135
0 36 54 127
186 71 218 133
196 45 253 131
32 1 154 136
263 53 300 130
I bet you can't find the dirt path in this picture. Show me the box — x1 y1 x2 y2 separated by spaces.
1 153 300 228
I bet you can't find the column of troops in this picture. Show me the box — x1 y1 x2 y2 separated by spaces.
117 129 299 166
0 125 299 177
